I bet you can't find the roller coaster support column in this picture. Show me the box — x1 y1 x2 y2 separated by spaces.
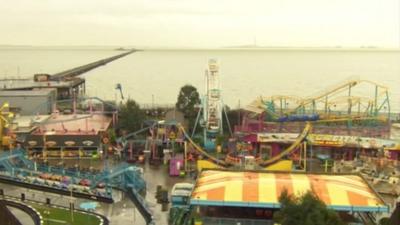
222 104 233 136
376 91 391 119
191 107 202 138
324 96 328 114
312 100 316 114
348 83 352 115
307 138 313 172
374 85 378 116
386 92 391 119
303 141 307 172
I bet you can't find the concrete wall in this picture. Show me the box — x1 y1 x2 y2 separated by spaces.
165 109 188 130
0 90 56 115
391 123 400 140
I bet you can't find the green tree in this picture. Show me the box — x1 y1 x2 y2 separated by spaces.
274 190 344 225
215 134 227 147
118 99 146 133
379 217 390 225
176 85 201 131
108 129 117 143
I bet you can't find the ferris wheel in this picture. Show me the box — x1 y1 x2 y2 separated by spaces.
204 59 223 136
190 59 233 150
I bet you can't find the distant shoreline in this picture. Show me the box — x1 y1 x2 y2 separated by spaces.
0 45 399 52
143 47 400 52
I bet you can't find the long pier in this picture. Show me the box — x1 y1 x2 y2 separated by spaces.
50 50 136 81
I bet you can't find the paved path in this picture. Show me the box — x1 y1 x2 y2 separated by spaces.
7 205 36 225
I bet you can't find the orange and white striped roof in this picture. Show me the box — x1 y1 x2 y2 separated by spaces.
190 170 388 212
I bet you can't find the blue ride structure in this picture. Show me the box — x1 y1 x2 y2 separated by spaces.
0 148 154 224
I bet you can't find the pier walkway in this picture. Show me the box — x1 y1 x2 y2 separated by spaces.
50 50 136 81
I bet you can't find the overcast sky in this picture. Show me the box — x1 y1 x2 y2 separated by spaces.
0 0 399 47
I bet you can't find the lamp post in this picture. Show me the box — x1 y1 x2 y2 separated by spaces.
70 189 74 223
152 94 155 109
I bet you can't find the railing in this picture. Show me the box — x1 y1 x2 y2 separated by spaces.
236 120 391 138
127 187 153 224
140 103 175 110
2 195 109 225
1 199 41 225
0 200 24 225
201 217 274 225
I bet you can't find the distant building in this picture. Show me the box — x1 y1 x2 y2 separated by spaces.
0 75 85 100
0 89 56 115
165 109 188 130
391 123 400 140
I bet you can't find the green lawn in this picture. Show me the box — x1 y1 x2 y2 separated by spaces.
29 203 101 225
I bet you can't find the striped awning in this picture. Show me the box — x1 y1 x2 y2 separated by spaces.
190 170 388 212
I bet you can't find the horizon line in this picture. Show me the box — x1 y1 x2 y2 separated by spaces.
1 44 400 51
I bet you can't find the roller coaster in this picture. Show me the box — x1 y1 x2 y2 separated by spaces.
203 78 393 170
246 79 391 123
0 148 154 224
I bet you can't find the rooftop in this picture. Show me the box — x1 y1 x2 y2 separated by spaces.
190 170 389 213
32 114 112 135
0 78 84 90
12 115 51 133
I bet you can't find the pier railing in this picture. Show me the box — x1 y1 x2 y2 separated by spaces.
140 103 175 110
202 217 274 225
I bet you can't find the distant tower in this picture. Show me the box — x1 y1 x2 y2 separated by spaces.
203 59 223 149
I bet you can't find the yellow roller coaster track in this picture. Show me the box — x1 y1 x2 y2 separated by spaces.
178 124 229 167
179 115 383 169
178 122 311 168
258 122 311 167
